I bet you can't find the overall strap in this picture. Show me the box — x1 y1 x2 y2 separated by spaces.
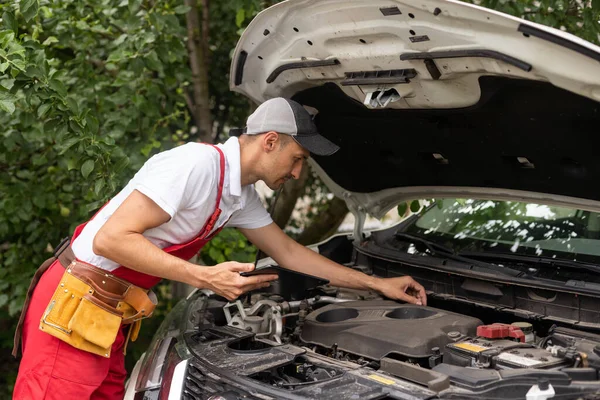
162 143 226 254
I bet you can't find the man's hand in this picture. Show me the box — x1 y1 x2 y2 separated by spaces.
373 276 427 305
197 262 278 301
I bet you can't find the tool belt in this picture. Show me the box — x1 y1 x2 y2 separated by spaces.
13 237 158 358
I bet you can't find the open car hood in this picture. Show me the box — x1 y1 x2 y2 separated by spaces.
230 0 600 223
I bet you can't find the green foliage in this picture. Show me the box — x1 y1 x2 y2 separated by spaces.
0 0 193 393
207 0 267 140
200 228 257 265
397 200 423 217
0 0 190 317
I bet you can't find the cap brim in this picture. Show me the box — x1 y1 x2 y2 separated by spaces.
293 133 340 156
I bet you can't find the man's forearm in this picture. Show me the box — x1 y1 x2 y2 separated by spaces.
277 241 380 291
93 231 204 287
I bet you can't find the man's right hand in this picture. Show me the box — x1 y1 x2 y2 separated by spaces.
197 262 278 301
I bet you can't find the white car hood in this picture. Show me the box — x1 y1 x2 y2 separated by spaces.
229 0 600 224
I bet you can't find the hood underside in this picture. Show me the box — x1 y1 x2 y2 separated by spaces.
230 0 600 215
299 76 600 206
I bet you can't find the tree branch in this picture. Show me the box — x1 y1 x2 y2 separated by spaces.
184 91 195 118
271 164 310 229
185 0 213 143
202 0 210 69
297 197 349 245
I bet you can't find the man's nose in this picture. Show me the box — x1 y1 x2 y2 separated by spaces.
291 162 303 180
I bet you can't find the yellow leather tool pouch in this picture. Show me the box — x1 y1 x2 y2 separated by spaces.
69 294 122 349
40 268 123 358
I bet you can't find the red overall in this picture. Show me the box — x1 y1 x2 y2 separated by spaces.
13 146 227 400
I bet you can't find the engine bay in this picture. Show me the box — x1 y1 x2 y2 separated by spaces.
184 264 600 399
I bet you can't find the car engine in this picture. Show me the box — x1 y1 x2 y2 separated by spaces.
300 300 481 364
218 286 600 388
179 261 600 399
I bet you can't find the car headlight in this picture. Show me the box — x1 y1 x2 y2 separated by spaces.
135 299 187 392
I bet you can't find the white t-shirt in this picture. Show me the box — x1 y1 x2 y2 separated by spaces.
72 137 273 271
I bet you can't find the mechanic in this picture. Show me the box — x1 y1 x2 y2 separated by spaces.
12 97 427 400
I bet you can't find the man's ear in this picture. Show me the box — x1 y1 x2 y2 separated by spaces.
263 131 279 152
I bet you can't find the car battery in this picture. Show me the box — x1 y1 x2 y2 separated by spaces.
445 337 569 369
444 324 570 370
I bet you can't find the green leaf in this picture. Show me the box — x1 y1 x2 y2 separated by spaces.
86 115 99 134
65 97 78 115
1 78 15 90
0 29 14 44
0 91 16 114
75 20 89 30
58 137 81 155
11 62 26 76
2 11 18 34
49 79 67 97
0 62 9 73
0 294 8 307
235 9 245 28
94 179 106 197
173 5 191 14
101 135 115 145
144 50 161 71
397 202 408 217
16 169 33 179
113 156 129 172
24 66 44 79
208 247 221 262
42 36 58 45
140 31 156 45
32 153 47 166
86 200 104 213
9 298 22 316
66 157 78 170
114 33 127 46
20 0 39 22
593 0 600 11
128 0 141 13
410 200 421 213
37 102 51 118
81 159 95 178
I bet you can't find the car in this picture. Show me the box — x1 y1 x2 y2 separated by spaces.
124 0 600 399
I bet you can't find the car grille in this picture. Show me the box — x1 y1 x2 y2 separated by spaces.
182 361 228 400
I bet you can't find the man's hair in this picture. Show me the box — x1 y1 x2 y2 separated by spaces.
277 133 292 149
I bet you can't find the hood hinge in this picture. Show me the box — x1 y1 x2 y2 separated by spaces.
344 192 368 245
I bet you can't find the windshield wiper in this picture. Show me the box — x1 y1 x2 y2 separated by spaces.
394 232 456 254
457 251 600 275
393 232 525 278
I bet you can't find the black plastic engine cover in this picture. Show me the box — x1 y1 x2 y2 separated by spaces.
301 300 482 361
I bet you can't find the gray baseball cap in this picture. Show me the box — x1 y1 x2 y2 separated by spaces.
238 97 340 156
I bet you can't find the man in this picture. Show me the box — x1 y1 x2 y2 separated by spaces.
13 97 426 399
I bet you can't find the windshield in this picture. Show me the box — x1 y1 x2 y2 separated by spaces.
404 199 600 264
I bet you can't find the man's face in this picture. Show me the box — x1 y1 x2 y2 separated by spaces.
263 135 309 190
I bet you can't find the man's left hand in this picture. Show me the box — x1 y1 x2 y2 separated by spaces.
373 276 427 305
